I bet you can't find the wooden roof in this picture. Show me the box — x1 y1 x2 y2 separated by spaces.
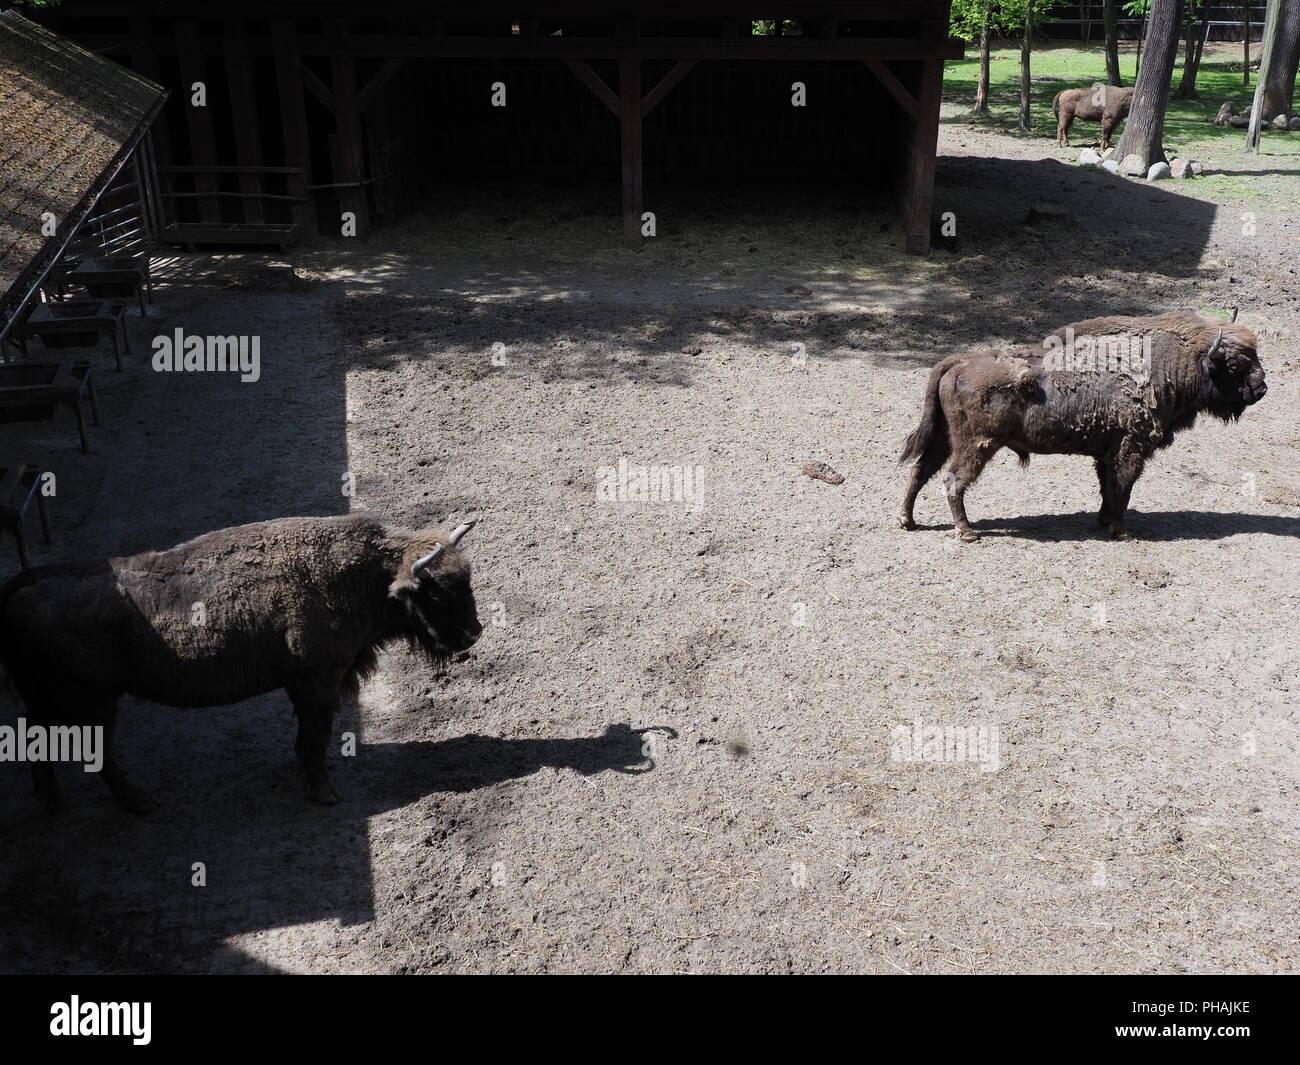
0 9 165 334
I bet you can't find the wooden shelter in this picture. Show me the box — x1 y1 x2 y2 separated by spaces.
0 8 166 349
36 2 961 253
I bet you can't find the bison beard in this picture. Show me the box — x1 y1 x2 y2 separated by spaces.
0 514 481 813
897 312 1266 542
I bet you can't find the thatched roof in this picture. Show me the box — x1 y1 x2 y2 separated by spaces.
0 8 166 334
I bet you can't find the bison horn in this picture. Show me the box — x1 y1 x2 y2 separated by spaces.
411 544 443 574
1206 327 1225 361
448 519 477 545
1229 307 1239 323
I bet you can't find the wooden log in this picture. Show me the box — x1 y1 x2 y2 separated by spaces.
272 20 317 239
174 21 221 224
902 57 944 255
224 22 264 224
328 20 370 240
620 56 643 245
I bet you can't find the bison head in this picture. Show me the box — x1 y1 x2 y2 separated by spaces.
388 520 482 661
1199 324 1267 421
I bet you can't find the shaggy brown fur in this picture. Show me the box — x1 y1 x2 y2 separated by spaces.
0 513 481 812
898 312 1266 542
1053 84 1134 149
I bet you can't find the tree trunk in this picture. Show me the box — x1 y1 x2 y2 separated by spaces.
1104 0 1124 84
1176 4 1205 97
1136 11 1148 79
975 12 992 114
1245 2 1252 85
1019 5 1033 132
1258 0 1300 120
1117 0 1185 169
1248 0 1292 149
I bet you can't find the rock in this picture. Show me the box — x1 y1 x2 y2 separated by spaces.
1169 159 1194 179
1119 153 1146 176
1271 114 1290 130
1101 147 1119 161
1147 161 1171 180
1213 102 1234 126
1100 159 1121 174
1023 202 1075 226
1229 116 1251 128
1291 116 1300 131
802 461 845 485
1078 147 1103 166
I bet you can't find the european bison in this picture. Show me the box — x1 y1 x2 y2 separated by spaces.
898 312 1266 542
1053 84 1134 149
0 514 481 812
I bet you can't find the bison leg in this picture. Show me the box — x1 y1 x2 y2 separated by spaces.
288 682 341 806
97 703 158 815
1057 112 1071 148
1106 444 1147 540
944 445 996 543
31 761 72 813
1100 117 1115 151
23 700 74 812
1094 458 1115 528
899 437 951 530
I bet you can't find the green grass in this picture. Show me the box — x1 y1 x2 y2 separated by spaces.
941 44 1300 206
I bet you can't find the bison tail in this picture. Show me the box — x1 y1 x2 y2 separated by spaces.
1052 92 1060 117
899 358 953 464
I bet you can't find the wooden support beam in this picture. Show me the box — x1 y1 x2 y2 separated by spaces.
302 64 334 109
620 55 643 246
272 20 316 239
173 21 221 223
565 59 619 116
358 57 407 111
641 59 697 117
328 21 370 240
864 59 919 120
276 35 965 61
224 22 264 224
902 57 944 255
129 16 171 166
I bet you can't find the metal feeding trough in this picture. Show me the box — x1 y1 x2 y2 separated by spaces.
0 360 100 450
10 300 128 369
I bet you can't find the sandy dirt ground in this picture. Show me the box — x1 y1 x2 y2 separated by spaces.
1 114 1297 974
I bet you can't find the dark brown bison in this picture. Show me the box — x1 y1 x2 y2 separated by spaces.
1053 84 1134 148
898 312 1266 542
0 513 481 812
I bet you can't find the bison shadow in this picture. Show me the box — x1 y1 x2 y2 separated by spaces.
0 721 673 974
360 723 677 795
950 509 1300 543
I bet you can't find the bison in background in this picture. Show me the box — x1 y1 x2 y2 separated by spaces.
1053 84 1134 149
898 312 1266 542
0 514 482 812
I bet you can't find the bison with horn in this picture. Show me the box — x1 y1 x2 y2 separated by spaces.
0 513 481 812
898 312 1266 542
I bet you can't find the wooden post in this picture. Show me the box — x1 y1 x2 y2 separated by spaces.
174 21 220 223
224 22 264 224
329 21 370 240
620 56 643 245
902 58 944 255
272 20 317 239
130 16 171 167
